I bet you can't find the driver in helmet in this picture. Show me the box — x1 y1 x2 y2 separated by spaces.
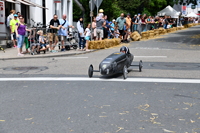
120 46 130 54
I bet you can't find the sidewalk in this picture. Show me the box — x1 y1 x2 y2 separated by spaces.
0 45 95 60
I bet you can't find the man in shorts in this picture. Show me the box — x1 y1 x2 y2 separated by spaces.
96 15 105 40
116 13 126 42
49 14 61 53
58 14 74 51
9 14 19 48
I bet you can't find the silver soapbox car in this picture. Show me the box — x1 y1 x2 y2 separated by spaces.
88 52 143 79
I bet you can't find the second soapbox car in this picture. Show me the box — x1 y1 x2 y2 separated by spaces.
88 51 143 79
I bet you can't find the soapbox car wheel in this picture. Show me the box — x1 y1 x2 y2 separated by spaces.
139 60 143 72
123 65 128 79
88 65 94 78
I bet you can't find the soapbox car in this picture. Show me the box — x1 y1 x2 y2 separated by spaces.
88 52 143 79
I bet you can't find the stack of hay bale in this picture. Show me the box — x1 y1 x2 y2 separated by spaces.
141 31 149 39
130 31 141 41
88 38 121 50
158 28 165 35
148 30 155 38
154 29 160 36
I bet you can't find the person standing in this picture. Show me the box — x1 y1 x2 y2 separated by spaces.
132 15 137 31
103 15 109 39
84 23 91 51
7 10 15 28
116 13 126 42
77 16 86 50
49 14 61 53
10 14 19 48
164 15 169 29
92 16 97 40
15 16 29 56
58 14 74 52
126 13 132 33
96 15 105 41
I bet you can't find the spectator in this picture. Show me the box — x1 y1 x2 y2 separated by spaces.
38 30 49 53
114 26 120 38
110 19 115 35
15 16 29 56
10 14 19 48
123 23 129 43
92 16 97 40
116 13 126 42
141 15 147 32
77 16 86 50
103 15 109 39
84 23 91 51
132 15 138 31
6 10 15 28
96 9 104 21
58 14 74 52
126 13 132 34
16 12 21 20
96 15 105 41
49 14 61 53
164 15 169 29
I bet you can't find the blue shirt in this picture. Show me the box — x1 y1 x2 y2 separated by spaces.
58 19 69 36
110 23 115 31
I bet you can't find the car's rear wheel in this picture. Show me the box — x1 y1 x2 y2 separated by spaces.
88 65 94 78
123 65 128 79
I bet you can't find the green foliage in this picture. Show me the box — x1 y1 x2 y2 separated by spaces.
73 0 199 23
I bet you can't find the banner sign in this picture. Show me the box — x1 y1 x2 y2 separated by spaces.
0 1 5 24
182 6 186 15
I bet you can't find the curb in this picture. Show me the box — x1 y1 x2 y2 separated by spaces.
0 49 99 60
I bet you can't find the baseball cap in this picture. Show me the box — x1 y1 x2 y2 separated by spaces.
112 19 115 22
14 14 18 17
127 13 130 16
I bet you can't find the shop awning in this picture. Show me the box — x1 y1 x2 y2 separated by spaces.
4 0 19 4
21 0 48 9
17 0 32 6
5 0 48 9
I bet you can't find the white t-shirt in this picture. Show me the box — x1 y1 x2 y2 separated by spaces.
85 28 91 37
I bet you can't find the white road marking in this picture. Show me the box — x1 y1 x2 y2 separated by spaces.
134 47 171 50
0 77 200 84
52 57 88 60
134 56 167 58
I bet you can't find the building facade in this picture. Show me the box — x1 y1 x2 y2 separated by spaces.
0 0 73 38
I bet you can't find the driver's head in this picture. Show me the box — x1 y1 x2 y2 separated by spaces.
120 46 127 54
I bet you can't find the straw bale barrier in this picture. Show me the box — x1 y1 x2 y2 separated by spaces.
88 38 121 50
130 31 141 41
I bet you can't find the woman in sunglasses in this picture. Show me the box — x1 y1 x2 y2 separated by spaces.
15 16 30 56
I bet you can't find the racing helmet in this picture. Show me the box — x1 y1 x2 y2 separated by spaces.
120 46 130 54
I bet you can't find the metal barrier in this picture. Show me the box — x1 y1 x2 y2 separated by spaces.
132 23 161 33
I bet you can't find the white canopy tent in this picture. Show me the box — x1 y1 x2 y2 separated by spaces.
186 12 199 17
157 5 180 18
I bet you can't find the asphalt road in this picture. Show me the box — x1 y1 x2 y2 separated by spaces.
0 26 200 133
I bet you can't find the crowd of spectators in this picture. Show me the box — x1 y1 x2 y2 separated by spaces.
6 9 200 56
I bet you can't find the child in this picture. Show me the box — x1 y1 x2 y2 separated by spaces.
123 23 129 43
30 29 40 55
38 30 49 53
84 23 91 51
114 26 120 38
